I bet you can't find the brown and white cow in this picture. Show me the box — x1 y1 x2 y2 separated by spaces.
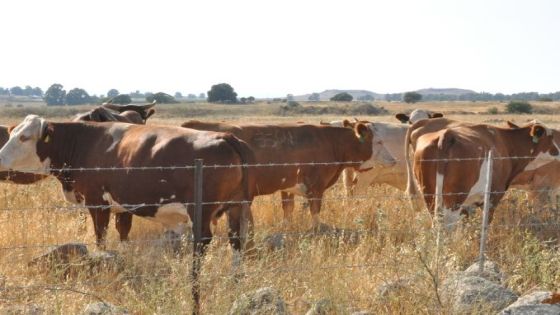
0 115 255 310
405 118 560 228
395 109 443 124
506 121 560 210
181 120 396 228
323 112 445 197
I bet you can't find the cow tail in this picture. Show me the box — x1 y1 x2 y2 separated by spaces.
404 125 422 211
222 134 255 204
434 130 453 216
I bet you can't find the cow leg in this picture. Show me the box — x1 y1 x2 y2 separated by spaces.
342 168 356 197
280 191 295 224
226 205 255 254
115 213 133 241
308 193 324 229
88 207 111 248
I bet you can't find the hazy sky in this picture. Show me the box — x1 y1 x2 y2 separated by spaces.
1 0 559 98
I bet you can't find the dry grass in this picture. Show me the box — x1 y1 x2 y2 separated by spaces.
1 102 560 314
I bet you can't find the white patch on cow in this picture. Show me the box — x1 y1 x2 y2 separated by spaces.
0 115 51 174
102 192 127 213
281 177 286 183
106 124 130 152
524 152 557 171
327 120 345 127
462 155 489 206
408 110 430 124
191 132 224 150
153 202 189 229
359 124 396 170
284 183 307 196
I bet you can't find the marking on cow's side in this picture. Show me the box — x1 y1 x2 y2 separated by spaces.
191 132 224 150
106 124 131 152
252 131 295 148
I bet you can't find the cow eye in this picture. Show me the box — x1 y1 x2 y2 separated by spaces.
19 135 30 142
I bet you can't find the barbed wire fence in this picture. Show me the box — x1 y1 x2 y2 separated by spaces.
0 154 559 313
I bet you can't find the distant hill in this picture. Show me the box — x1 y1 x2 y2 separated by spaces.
415 88 476 95
293 89 384 101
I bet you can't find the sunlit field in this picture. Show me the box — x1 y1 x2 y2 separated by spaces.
1 101 559 314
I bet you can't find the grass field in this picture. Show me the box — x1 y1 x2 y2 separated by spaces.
0 101 559 314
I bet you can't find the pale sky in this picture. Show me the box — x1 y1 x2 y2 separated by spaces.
1 0 559 98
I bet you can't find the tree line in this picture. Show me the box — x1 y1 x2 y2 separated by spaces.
385 91 560 102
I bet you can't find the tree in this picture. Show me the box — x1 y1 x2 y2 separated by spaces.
403 91 422 103
506 100 532 114
111 94 132 105
0 87 8 95
146 92 177 104
10 86 24 96
107 89 119 98
286 94 294 101
174 92 183 99
330 92 353 102
308 93 320 102
357 94 374 101
247 96 255 103
44 84 66 105
239 97 247 104
65 88 91 105
198 93 206 99
187 94 197 99
32 87 43 97
207 83 237 103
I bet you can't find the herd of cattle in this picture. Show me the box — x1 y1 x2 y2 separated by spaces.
0 104 559 309
0 106 559 248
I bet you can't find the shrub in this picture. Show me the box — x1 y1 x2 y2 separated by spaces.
487 107 499 115
506 101 532 114
330 92 353 102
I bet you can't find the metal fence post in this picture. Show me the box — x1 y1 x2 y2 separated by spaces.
193 159 203 252
479 151 493 272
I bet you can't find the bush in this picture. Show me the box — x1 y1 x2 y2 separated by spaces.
506 101 532 114
487 107 499 115
330 92 353 102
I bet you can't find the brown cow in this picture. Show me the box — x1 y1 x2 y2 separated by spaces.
181 120 396 228
405 118 560 229
0 115 255 311
0 104 157 244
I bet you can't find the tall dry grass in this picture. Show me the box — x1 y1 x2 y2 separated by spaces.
1 105 559 314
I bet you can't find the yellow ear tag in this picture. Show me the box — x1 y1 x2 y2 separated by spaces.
44 135 50 143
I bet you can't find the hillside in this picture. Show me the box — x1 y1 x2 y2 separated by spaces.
415 88 476 95
293 89 384 101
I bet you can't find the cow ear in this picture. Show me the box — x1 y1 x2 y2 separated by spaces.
395 113 409 123
530 125 547 143
430 112 443 118
506 121 520 129
354 123 371 143
41 124 53 143
145 109 156 120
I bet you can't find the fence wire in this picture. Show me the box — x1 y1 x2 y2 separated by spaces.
1 157 560 313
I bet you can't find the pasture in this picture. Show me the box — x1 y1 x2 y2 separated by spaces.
1 101 559 314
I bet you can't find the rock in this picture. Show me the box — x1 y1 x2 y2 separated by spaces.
499 291 560 314
87 250 124 273
81 302 129 315
263 233 285 251
229 287 287 315
0 304 44 315
442 275 518 314
28 243 89 271
498 304 560 315
305 299 334 315
463 260 504 283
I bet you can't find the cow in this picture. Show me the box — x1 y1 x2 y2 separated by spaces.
180 120 396 229
0 104 158 245
506 121 560 210
404 118 560 229
322 112 445 197
0 115 256 311
75 101 156 124
395 109 443 124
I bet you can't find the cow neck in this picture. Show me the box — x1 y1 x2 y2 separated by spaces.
500 126 548 178
37 122 101 176
333 127 371 164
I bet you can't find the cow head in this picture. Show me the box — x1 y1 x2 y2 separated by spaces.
0 115 51 174
354 122 396 169
395 109 443 124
